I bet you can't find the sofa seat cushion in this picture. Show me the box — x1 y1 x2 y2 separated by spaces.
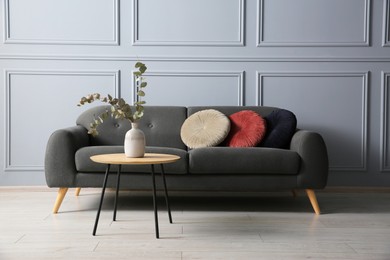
75 146 188 174
189 147 300 175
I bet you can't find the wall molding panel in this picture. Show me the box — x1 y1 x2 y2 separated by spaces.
133 71 244 106
381 72 390 171
383 0 390 46
3 0 119 45
133 0 244 46
257 0 370 47
4 70 119 171
256 72 368 171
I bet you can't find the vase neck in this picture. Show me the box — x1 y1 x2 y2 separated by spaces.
131 122 139 129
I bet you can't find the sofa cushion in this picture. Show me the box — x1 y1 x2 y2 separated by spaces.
260 109 297 149
223 110 267 147
189 147 300 175
180 109 230 149
75 146 188 174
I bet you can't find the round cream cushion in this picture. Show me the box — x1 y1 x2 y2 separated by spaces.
180 109 230 149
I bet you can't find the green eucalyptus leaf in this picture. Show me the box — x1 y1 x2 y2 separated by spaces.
134 111 144 118
139 66 147 74
89 128 99 137
122 104 130 112
135 62 144 68
136 105 144 112
118 98 125 107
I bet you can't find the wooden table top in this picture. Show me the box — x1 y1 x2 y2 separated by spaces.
90 153 180 165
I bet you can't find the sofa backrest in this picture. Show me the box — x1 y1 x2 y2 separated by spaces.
76 105 188 149
187 106 278 118
76 105 280 149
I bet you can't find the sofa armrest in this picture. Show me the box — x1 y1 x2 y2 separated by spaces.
45 126 90 187
290 130 329 189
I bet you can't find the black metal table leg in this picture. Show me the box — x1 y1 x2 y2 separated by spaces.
160 164 173 223
151 164 159 238
113 164 121 221
93 164 111 236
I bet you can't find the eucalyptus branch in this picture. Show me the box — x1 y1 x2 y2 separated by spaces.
77 62 147 136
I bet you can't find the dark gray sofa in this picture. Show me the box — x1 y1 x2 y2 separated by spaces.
45 105 328 215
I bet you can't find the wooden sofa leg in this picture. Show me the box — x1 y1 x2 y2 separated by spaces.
292 189 298 198
306 189 321 215
75 188 81 196
53 188 68 214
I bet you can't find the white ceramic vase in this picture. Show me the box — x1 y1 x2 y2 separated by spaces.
124 122 145 158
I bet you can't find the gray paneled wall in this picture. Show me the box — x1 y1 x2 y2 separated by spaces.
1 0 390 186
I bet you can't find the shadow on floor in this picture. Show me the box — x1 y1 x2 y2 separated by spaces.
74 190 390 214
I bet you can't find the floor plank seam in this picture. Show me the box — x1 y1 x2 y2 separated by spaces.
93 241 100 252
258 233 264 242
345 243 359 254
14 234 25 244
43 213 52 221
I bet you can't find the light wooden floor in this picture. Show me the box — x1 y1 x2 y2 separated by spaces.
1 187 390 260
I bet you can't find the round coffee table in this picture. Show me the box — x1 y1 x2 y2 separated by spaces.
90 153 180 238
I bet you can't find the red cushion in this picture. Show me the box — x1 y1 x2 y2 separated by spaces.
223 110 267 147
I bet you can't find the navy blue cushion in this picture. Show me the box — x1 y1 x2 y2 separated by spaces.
260 109 297 149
